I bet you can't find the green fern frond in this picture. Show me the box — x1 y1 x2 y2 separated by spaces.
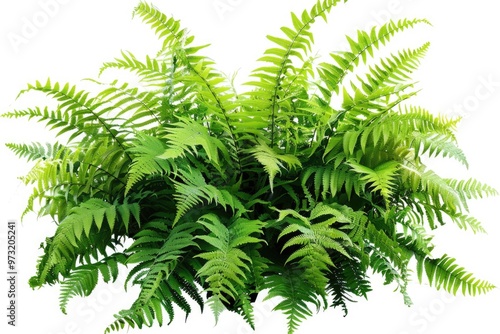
17 79 130 148
99 51 170 86
411 132 468 167
367 214 413 304
449 213 487 234
366 224 411 272
397 105 461 138
59 266 97 313
318 18 431 97
347 160 399 206
247 0 346 148
401 165 462 214
105 298 165 333
2 107 89 142
327 254 372 315
126 133 176 194
245 247 271 294
31 198 140 287
446 178 498 200
94 80 163 129
5 142 66 162
195 214 265 305
340 83 417 128
133 1 193 51
249 139 301 192
173 51 238 144
117 221 200 328
276 204 352 292
300 159 361 204
17 140 121 220
206 295 226 325
171 168 245 225
368 245 412 304
417 254 496 296
355 105 460 157
264 267 321 334
396 220 435 255
360 42 431 92
405 192 447 229
229 289 256 330
158 118 229 168
67 198 118 239
59 253 126 314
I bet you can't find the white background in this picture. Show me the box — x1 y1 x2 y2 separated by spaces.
1 1 499 333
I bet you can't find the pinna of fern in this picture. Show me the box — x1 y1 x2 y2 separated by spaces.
2 1 497 334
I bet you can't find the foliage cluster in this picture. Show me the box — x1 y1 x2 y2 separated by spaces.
4 1 496 333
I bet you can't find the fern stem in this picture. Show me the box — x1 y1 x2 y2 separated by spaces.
83 161 127 187
184 61 243 173
269 4 333 149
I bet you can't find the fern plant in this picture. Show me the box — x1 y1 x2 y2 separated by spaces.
4 1 497 333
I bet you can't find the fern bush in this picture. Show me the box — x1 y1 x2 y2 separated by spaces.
4 1 497 333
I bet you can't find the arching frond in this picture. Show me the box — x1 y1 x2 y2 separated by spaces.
100 50 171 87
94 80 163 129
133 1 192 50
246 0 347 148
18 79 125 143
417 254 496 296
449 213 487 234
318 18 431 98
59 253 126 314
401 165 462 214
111 221 202 329
29 198 140 288
5 142 66 162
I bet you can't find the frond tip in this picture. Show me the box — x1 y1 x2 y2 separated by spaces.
417 254 496 296
249 140 301 192
5 142 65 162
